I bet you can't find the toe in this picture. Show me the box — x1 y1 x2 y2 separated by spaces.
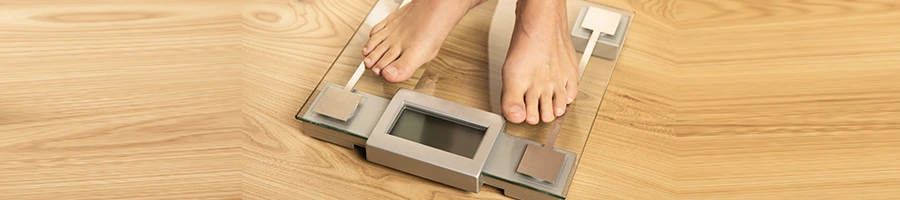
370 19 389 37
370 6 403 37
553 87 567 116
371 67 381 75
375 47 402 70
363 29 388 56
502 85 527 123
364 42 391 69
525 89 541 125
540 90 555 123
565 79 578 104
381 55 417 83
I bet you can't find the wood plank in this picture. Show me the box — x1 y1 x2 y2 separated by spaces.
676 0 900 199
0 0 241 199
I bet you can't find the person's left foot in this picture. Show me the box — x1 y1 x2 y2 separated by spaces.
501 0 579 124
362 0 485 83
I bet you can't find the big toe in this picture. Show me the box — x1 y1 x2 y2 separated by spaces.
502 94 527 123
565 79 578 104
503 103 526 124
381 57 417 83
381 63 415 83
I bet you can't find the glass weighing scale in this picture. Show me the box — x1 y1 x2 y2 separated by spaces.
296 0 633 199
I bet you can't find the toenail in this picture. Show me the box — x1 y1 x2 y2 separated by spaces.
509 106 523 114
385 67 399 76
528 116 538 122
556 107 564 115
567 97 574 103
364 58 371 64
363 47 369 53
372 68 381 75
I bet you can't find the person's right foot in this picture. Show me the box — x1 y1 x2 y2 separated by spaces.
501 0 579 124
362 0 485 83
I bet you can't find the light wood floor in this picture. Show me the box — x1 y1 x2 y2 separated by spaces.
0 0 241 199
677 1 900 199
2 0 898 199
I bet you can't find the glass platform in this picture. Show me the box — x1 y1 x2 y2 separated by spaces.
296 0 633 199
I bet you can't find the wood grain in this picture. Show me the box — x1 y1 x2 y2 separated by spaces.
0 0 241 199
567 0 678 199
4 0 896 199
676 0 900 199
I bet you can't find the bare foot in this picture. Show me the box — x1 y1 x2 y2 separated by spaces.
362 0 485 83
501 0 579 124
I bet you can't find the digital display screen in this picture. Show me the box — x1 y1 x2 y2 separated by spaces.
389 107 486 159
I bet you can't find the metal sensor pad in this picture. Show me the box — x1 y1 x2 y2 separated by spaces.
312 87 362 120
312 63 368 121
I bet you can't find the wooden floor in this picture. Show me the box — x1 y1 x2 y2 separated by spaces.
677 1 900 199
0 0 241 199
2 0 898 199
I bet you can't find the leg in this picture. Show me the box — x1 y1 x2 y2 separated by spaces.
501 0 578 124
362 0 487 83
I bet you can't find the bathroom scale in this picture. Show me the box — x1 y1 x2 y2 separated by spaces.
296 0 633 199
